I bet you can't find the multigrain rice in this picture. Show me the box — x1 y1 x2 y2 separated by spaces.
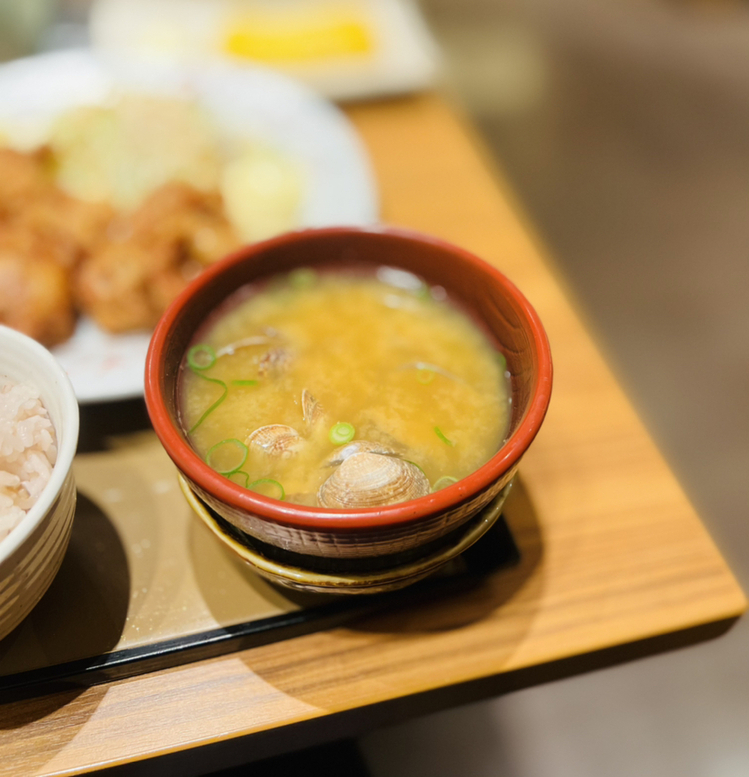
0 380 57 541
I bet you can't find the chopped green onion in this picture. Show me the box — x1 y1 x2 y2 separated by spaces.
188 375 228 434
205 438 248 475
248 478 286 501
405 459 426 475
230 379 259 386
417 368 435 385
432 476 458 492
434 426 456 447
329 422 355 445
496 351 508 373
187 344 217 371
229 470 250 488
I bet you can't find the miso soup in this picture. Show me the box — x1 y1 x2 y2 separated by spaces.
179 266 511 508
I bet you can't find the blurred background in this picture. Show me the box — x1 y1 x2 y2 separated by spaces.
362 2 749 775
2 0 747 774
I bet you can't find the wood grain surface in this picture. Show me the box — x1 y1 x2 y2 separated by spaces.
0 94 744 777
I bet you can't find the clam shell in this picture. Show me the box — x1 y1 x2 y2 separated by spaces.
323 439 397 468
301 389 325 426
318 451 430 509
247 424 304 457
258 346 292 377
215 335 271 358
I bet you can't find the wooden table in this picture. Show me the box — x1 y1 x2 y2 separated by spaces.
0 94 745 776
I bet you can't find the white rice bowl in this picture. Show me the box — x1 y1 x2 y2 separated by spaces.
0 325 79 641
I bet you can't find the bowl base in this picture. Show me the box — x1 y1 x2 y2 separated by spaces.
180 475 516 594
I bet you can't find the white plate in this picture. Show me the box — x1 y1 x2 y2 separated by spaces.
0 48 378 404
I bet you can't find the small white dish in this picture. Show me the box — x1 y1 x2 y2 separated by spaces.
0 325 79 642
89 0 441 101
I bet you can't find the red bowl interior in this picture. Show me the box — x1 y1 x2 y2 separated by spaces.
145 226 552 531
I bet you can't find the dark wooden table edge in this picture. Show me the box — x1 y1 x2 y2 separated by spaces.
94 614 742 777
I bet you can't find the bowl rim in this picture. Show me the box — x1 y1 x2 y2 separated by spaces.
145 225 553 531
0 325 80 562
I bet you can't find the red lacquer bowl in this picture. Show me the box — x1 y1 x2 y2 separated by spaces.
145 227 552 577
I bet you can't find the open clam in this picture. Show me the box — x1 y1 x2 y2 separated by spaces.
247 424 304 457
318 450 430 509
301 389 325 426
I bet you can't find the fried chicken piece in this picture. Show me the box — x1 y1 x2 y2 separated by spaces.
75 182 238 333
124 181 238 265
0 146 114 270
74 240 202 333
0 228 76 347
0 147 53 215
15 193 114 270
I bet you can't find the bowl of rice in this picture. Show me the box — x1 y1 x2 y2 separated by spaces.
0 325 79 642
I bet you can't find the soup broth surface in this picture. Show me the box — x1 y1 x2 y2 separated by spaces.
180 267 511 507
